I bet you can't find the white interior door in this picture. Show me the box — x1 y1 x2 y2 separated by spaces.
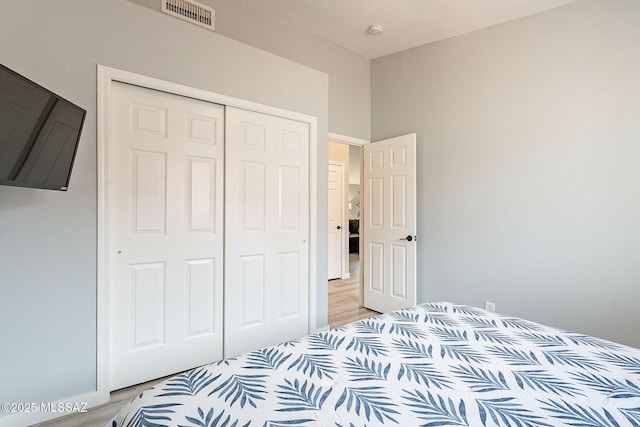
109 82 224 390
224 106 310 357
363 133 417 313
328 162 344 280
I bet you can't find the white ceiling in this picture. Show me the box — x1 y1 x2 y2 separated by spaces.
225 0 578 59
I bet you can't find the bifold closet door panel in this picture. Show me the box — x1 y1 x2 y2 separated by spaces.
224 106 310 357
109 81 224 390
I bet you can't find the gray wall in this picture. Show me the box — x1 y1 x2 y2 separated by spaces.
372 0 640 348
129 0 371 140
0 0 328 408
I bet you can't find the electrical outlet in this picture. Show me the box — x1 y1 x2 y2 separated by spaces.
485 301 496 313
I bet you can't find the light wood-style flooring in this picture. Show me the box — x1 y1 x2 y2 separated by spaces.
328 253 379 327
32 253 377 427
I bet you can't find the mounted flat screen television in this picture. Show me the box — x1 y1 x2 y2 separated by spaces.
0 63 86 191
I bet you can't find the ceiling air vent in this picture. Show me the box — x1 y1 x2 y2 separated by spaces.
162 0 215 31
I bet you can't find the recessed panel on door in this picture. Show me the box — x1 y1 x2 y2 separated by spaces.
241 254 265 327
279 130 300 156
391 146 407 167
130 103 166 137
131 262 165 349
369 242 384 294
241 122 266 151
241 161 265 231
328 232 339 267
369 177 384 228
391 245 407 299
187 113 217 145
279 251 300 318
132 151 166 234
280 166 300 230
187 157 215 232
186 258 216 337
328 170 338 223
328 188 337 222
391 175 407 228
369 150 384 171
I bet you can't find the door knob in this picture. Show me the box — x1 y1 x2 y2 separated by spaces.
336 225 342 230
401 235 414 242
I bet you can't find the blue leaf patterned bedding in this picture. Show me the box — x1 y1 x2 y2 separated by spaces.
109 303 640 426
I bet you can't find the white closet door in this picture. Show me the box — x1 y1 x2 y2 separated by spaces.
109 82 224 390
225 106 310 357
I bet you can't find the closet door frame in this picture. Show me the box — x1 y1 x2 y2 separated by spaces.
96 65 318 404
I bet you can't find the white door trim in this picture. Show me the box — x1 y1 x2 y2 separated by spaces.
328 133 369 303
96 65 318 404
328 132 369 146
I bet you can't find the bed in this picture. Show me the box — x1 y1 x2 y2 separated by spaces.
109 302 640 426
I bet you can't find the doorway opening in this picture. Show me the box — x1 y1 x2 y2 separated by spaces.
327 137 377 327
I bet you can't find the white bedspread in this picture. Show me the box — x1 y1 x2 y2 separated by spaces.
110 303 640 426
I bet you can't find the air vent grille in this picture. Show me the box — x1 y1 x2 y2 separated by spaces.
162 0 215 31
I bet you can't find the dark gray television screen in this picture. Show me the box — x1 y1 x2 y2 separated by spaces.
0 63 86 191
